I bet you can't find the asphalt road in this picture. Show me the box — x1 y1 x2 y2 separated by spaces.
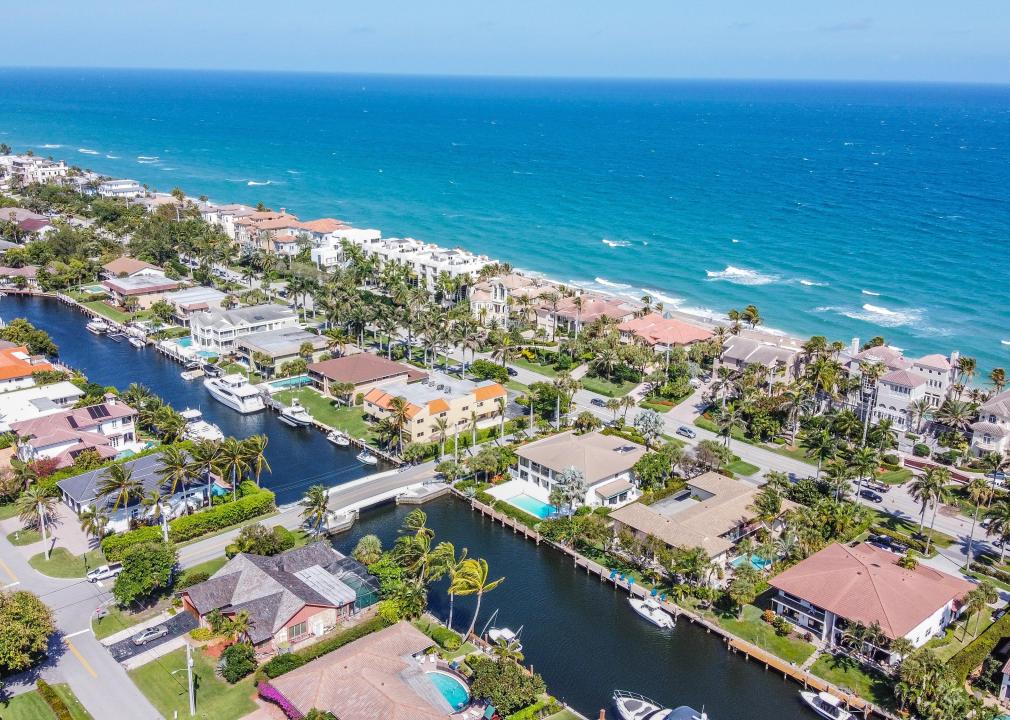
106 612 197 662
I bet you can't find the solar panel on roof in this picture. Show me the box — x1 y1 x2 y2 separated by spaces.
87 405 111 420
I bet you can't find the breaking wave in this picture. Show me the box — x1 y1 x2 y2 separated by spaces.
705 265 779 286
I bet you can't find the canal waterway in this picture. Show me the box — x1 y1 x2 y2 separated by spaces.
4 294 818 719
0 295 375 504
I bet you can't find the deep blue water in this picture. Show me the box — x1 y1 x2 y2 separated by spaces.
2 69 1009 369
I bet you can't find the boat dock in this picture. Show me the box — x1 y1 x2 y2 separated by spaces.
456 489 894 720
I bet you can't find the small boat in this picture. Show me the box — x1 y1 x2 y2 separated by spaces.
86 319 109 334
278 399 312 427
128 336 146 349
180 408 224 442
628 596 675 629
326 430 351 446
487 626 523 652
184 360 201 371
180 369 204 381
356 450 378 465
799 691 851 720
204 374 265 414
613 690 708 720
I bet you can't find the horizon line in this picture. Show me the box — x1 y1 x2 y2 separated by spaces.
1 64 1008 89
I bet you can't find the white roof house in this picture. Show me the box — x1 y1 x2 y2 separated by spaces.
97 179 144 199
189 304 299 353
0 382 85 432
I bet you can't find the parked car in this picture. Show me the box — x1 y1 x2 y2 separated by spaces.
859 489 883 503
590 398 606 407
864 481 889 493
506 367 518 377
132 625 170 646
86 563 123 583
676 425 697 439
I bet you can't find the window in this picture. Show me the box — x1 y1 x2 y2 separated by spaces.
288 621 307 640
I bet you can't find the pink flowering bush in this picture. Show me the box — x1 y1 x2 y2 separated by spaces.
258 682 304 720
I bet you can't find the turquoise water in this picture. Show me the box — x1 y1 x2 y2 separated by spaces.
268 375 311 389
3 70 1009 370
508 493 556 519
731 554 772 571
427 671 469 710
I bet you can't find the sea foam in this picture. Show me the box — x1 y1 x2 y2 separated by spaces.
816 304 924 329
861 289 881 296
77 148 99 155
594 277 631 290
706 265 779 286
247 180 272 186
601 238 631 248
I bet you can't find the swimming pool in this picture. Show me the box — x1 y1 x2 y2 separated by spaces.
177 337 193 347
267 375 311 390
731 554 772 571
427 671 469 710
507 493 556 519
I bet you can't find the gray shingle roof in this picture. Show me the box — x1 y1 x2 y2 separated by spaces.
56 451 179 509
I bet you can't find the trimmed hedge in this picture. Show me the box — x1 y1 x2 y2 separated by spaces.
913 443 931 457
969 561 1010 585
475 490 542 527
868 525 931 555
261 616 391 679
101 486 276 559
426 624 462 651
169 487 275 542
506 697 563 720
950 610 1010 681
36 679 72 720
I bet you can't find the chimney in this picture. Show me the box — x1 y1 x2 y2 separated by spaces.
279 207 286 215
851 337 860 354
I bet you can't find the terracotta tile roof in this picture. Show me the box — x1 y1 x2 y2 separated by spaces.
474 383 506 402
269 622 446 720
619 313 713 346
426 398 450 414
769 543 973 640
0 346 53 380
309 354 425 386
363 388 421 419
914 353 951 371
881 369 927 388
102 256 161 276
299 218 347 234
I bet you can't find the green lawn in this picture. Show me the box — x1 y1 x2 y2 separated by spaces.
129 647 257 720
274 387 375 441
505 380 530 394
639 398 676 413
217 363 261 383
29 547 107 578
0 684 93 720
809 653 893 707
878 468 912 485
92 600 171 640
725 459 760 476
512 357 559 378
867 508 955 548
82 300 131 324
7 528 41 545
181 555 229 580
545 711 583 720
717 604 816 665
0 502 18 520
580 375 637 398
767 443 817 466
925 606 993 662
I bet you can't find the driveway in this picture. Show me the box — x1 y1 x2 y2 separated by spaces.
106 612 197 662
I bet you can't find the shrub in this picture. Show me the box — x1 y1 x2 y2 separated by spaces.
101 525 163 561
220 642 256 683
506 697 562 720
882 453 900 466
950 610 1010 681
772 616 792 637
969 561 1010 585
474 491 541 528
262 616 391 678
190 627 215 641
469 359 509 384
761 609 776 624
36 679 72 720
177 570 211 589
427 624 462 651
469 656 546 716
913 443 931 458
169 487 276 542
258 682 304 720
869 525 931 555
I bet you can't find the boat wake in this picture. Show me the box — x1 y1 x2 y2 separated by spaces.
861 289 881 296
247 180 272 186
706 265 779 286
77 148 99 155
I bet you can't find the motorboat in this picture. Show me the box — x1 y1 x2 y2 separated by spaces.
278 398 313 427
128 336 146 349
799 691 851 720
180 408 224 442
86 319 109 334
356 450 378 465
629 596 675 629
327 430 351 446
613 691 708 720
203 374 265 414
180 369 204 381
487 626 523 653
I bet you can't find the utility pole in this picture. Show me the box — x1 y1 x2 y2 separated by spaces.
39 502 49 560
186 642 196 716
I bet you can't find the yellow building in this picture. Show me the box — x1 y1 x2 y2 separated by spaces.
363 374 507 445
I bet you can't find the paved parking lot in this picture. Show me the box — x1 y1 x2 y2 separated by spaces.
106 612 197 662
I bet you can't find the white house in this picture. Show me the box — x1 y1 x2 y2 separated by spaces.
189 304 299 353
10 397 140 469
971 389 1010 456
97 179 144 199
503 430 646 509
310 227 383 270
0 381 85 432
361 237 491 293
769 542 972 663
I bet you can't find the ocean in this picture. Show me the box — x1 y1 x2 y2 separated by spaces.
2 68 1008 370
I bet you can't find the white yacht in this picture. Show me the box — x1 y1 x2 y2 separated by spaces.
128 336 146 349
628 596 675 629
356 450 378 465
86 319 109 334
613 691 707 720
327 430 351 446
278 398 312 427
180 408 225 442
203 374 265 414
487 626 523 653
799 692 851 720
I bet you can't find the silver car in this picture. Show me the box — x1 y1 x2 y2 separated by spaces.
132 625 170 646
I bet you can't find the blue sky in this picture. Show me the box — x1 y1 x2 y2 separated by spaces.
9 0 1009 82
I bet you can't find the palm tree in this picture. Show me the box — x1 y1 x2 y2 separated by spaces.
715 407 744 448
907 398 933 435
933 398 974 435
964 476 993 566
226 610 253 644
98 463 142 511
910 467 952 555
848 446 879 497
469 411 479 448
300 484 330 536
454 557 505 639
79 507 109 544
619 395 636 421
799 428 837 478
386 397 411 456
9 456 38 491
434 417 450 459
143 489 170 541
442 545 470 632
241 434 271 487
216 437 249 501
495 397 507 440
968 580 998 637
987 500 1010 562
157 445 192 498
352 534 383 565
17 486 57 532
981 452 1008 499
990 368 1007 393
188 439 222 506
